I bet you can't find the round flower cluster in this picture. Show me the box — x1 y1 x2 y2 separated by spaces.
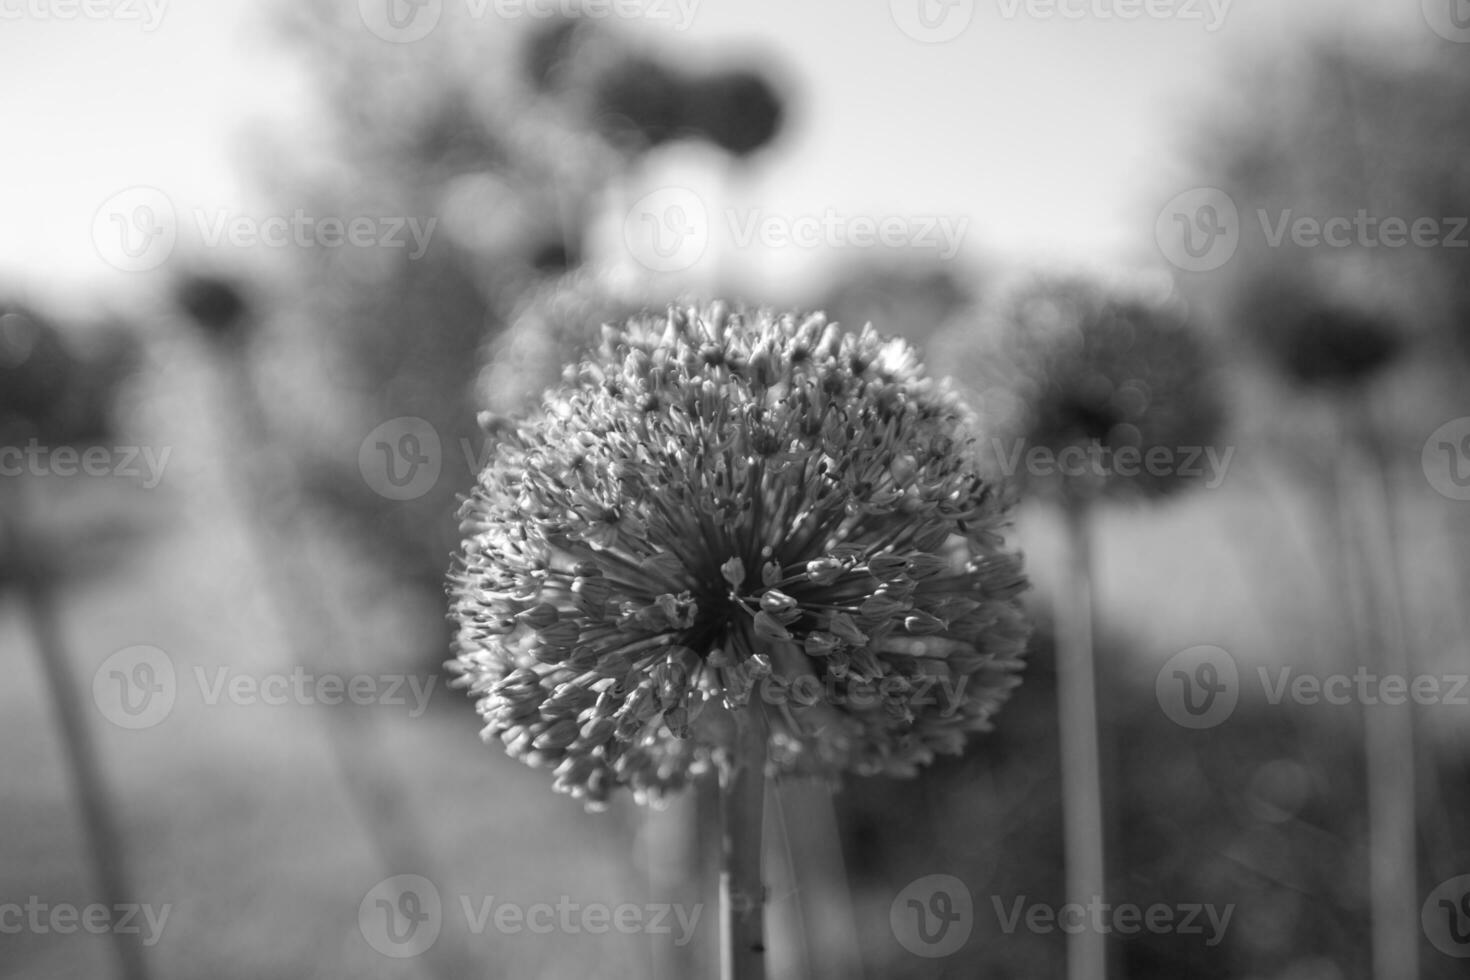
930 276 1225 501
450 303 1030 806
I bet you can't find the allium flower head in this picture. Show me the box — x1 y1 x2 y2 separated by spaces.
1233 276 1403 388
930 276 1224 501
450 303 1030 807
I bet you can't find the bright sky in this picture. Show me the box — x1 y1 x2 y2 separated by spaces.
0 0 1434 314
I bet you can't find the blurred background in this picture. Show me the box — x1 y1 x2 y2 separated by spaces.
3 0 1470 977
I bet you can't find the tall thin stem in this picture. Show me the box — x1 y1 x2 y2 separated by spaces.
720 703 768 980
6 480 149 980
1335 403 1418 980
1055 499 1107 980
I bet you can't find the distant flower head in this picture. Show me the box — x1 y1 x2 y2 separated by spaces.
931 276 1225 501
450 303 1030 807
685 67 784 157
1 300 136 446
174 273 251 342
1233 276 1403 388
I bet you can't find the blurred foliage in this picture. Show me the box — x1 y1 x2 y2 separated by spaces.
839 621 1470 979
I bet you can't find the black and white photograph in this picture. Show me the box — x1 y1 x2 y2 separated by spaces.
2 1 1469 977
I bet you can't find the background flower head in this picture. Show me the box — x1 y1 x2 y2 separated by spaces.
930 275 1226 503
450 303 1030 807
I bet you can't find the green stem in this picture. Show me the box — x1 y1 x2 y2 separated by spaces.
720 703 768 980
1056 499 1107 980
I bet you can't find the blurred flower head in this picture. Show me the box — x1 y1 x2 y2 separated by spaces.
685 67 785 157
174 273 251 342
450 303 1030 807
1 300 137 446
1234 277 1403 389
931 276 1225 502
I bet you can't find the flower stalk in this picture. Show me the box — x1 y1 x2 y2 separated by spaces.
1056 498 1106 980
719 703 769 980
4 479 150 980
1332 400 1417 980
